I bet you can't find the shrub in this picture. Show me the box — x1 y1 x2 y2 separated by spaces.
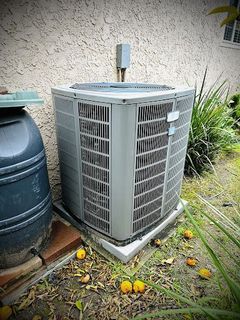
185 70 236 176
228 93 240 124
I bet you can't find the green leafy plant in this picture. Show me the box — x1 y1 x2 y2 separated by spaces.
228 93 240 124
185 69 236 176
208 6 240 27
132 198 240 320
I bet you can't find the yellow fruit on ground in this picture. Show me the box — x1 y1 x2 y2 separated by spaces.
80 273 90 284
0 305 12 320
76 248 86 260
120 280 132 294
186 257 197 267
133 280 145 293
183 230 193 239
198 268 212 279
154 239 161 247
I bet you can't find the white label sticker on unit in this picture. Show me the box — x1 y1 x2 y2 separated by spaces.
167 111 180 122
168 127 176 136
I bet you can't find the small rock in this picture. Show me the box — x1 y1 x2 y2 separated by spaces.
222 202 233 207
48 272 59 284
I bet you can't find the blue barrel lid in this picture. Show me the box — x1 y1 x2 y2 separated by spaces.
0 90 43 108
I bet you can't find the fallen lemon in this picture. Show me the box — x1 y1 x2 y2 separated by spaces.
133 280 145 293
154 239 161 247
0 306 12 320
198 268 212 279
80 273 90 284
120 280 132 294
183 230 193 239
186 257 197 266
76 248 86 260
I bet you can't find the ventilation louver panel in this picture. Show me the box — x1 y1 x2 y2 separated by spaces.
79 102 111 235
54 97 81 215
162 96 194 216
132 102 173 235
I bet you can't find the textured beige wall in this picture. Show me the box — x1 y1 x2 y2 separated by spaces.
0 0 239 199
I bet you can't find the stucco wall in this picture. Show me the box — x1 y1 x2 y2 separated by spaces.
0 0 239 199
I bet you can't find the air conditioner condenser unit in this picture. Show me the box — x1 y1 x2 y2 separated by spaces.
52 82 195 261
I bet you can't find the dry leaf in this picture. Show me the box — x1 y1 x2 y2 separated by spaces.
190 284 198 295
32 315 42 320
86 284 98 291
89 246 93 255
162 257 175 264
97 281 105 288
18 289 35 311
183 243 194 250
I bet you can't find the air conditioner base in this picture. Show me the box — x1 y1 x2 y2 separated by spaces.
53 200 187 263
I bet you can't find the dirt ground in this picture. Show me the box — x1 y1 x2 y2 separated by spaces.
6 149 240 320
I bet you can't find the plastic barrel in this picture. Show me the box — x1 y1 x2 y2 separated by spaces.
0 108 52 268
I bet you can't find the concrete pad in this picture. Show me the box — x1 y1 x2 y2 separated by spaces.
54 200 187 263
98 201 187 263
